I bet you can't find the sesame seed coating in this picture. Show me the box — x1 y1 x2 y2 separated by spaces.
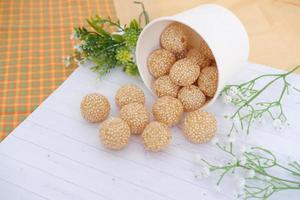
147 49 176 78
153 75 180 98
80 93 110 123
160 23 188 54
120 103 150 135
198 66 218 97
198 37 214 60
169 58 200 86
142 122 172 152
100 117 131 150
115 84 145 108
178 85 206 111
187 47 211 68
152 96 183 126
183 110 217 144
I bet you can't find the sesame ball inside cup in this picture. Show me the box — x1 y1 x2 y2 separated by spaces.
178 85 206 111
100 117 131 150
153 75 180 98
169 58 200 86
152 96 183 126
160 22 188 54
198 66 218 97
80 93 110 123
187 47 211 68
115 84 145 108
147 49 176 78
183 110 217 144
142 122 172 152
120 103 150 135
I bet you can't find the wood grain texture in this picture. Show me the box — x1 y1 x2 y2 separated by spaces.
114 0 300 71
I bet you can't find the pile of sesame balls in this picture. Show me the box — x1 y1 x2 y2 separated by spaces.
80 22 218 152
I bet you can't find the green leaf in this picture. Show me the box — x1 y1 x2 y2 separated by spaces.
111 34 124 42
129 19 140 30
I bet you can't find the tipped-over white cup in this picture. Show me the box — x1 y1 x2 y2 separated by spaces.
136 4 249 108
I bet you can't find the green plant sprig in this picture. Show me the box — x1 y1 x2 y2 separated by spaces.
67 1 149 77
199 143 300 199
221 65 300 136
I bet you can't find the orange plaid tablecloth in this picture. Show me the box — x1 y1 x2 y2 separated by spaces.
0 0 116 140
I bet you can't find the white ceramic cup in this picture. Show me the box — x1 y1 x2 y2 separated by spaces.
136 4 249 108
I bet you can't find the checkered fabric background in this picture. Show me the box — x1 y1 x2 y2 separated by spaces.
0 0 116 140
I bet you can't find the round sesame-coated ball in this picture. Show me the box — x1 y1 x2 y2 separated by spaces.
142 122 172 152
153 75 180 98
178 85 206 111
160 23 188 54
115 84 145 108
100 117 131 150
198 66 218 97
169 58 200 86
120 103 150 134
80 93 110 123
198 37 214 60
152 96 183 126
147 49 176 78
187 48 211 68
183 110 217 144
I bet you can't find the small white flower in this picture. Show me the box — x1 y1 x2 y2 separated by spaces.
201 166 211 177
212 185 221 193
237 177 246 188
229 86 239 96
239 156 247 165
70 31 78 40
62 56 71 67
223 95 232 104
193 154 203 165
210 137 219 145
73 44 83 53
245 169 255 178
228 135 236 143
222 112 231 119
273 118 282 129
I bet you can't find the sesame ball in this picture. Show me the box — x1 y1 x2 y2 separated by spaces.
187 47 211 68
198 66 218 97
142 122 172 152
153 75 180 98
80 93 110 123
160 23 188 54
115 84 145 108
169 58 200 86
198 37 214 60
120 103 150 134
178 85 206 111
152 96 183 126
183 110 217 144
100 117 131 150
147 49 176 78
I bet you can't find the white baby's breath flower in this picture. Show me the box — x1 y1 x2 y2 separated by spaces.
229 86 239 96
210 137 219 145
245 169 255 178
228 135 236 143
223 95 232 104
222 112 231 119
73 44 83 53
212 185 221 193
273 118 282 129
237 177 246 188
70 31 78 40
62 56 71 67
193 154 203 165
239 156 247 165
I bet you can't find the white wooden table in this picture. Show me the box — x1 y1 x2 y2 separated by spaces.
1 63 300 200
